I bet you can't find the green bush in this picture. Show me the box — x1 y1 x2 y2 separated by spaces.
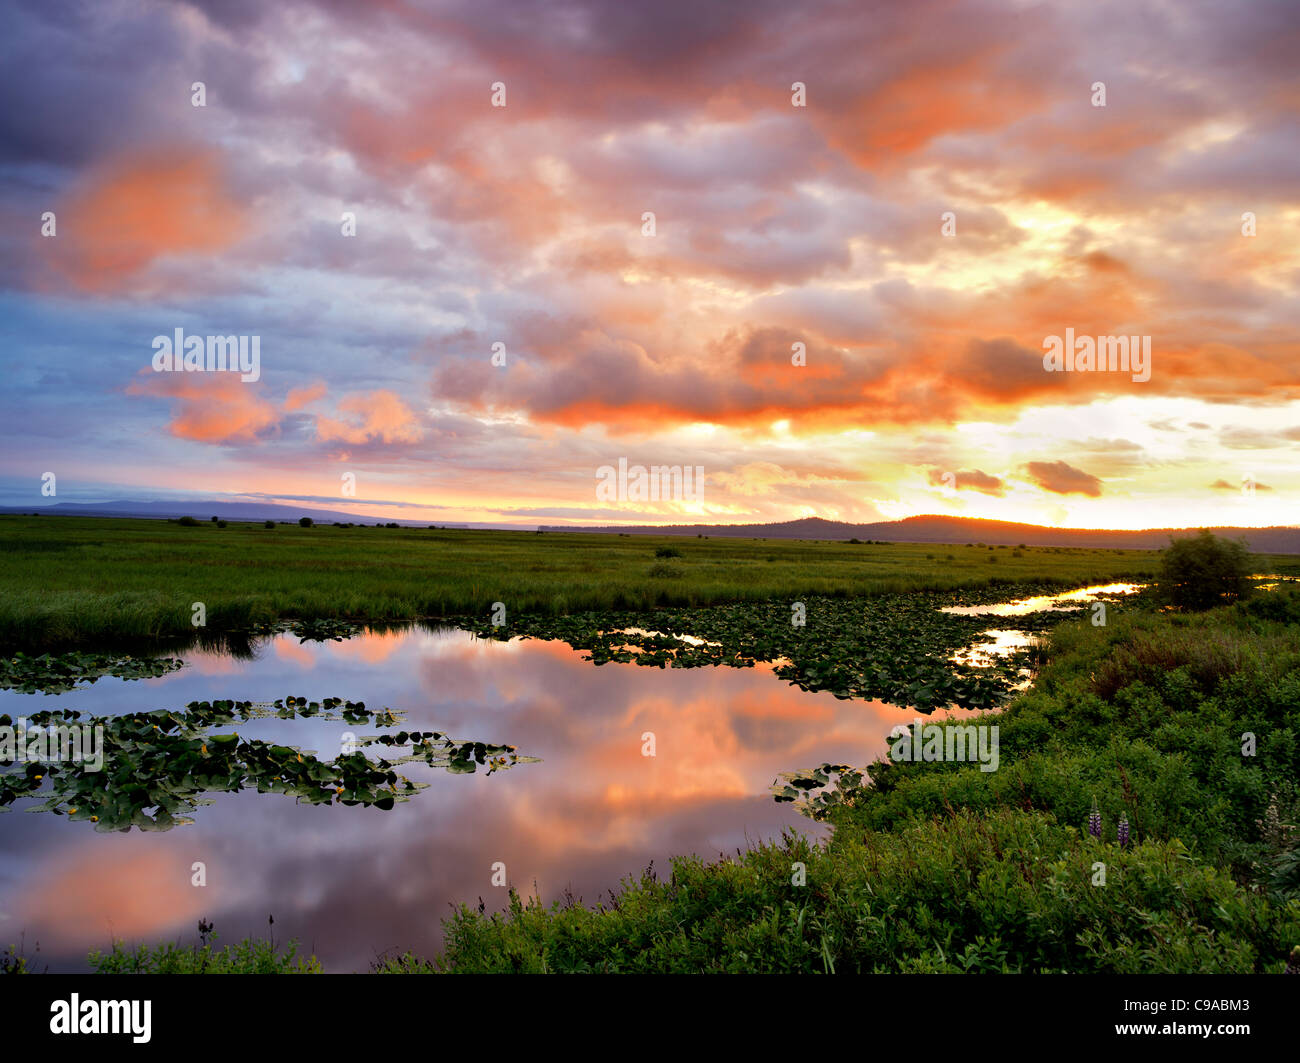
298 516 313 528
177 516 200 527
1159 530 1253 610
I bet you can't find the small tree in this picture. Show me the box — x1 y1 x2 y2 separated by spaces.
1159 529 1252 610
264 520 275 529
298 516 313 528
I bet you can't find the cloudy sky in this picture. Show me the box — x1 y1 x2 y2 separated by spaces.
3 0 1298 528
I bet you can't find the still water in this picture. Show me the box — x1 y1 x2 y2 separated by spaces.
0 625 981 971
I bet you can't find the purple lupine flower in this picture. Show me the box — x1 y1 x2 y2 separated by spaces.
1088 797 1101 838
1118 814 1130 848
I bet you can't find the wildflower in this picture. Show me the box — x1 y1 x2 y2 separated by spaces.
1088 797 1101 838
1118 814 1130 848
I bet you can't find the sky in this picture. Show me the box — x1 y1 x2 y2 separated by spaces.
2 0 1298 529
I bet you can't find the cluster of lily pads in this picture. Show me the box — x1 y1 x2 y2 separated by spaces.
0 651 183 695
461 582 1111 712
0 696 537 832
772 762 864 819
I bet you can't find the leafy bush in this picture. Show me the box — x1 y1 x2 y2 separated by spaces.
298 516 313 527
177 516 200 527
1240 587 1300 624
654 546 683 559
264 520 275 529
1159 530 1253 610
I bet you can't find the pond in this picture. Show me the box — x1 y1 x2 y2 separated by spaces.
0 581 1134 971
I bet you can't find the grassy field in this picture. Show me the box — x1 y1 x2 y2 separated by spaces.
5 513 1290 650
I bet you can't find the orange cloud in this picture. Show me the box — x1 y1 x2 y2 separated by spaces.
314 390 424 445
1024 460 1104 497
128 372 278 444
41 148 247 293
284 382 328 411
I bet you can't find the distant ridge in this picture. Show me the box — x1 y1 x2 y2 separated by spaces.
539 514 1300 553
0 500 468 528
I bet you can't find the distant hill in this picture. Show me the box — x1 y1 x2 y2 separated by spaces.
539 514 1300 553
0 500 468 528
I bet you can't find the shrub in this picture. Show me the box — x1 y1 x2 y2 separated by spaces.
1240 587 1300 624
654 546 683 559
216 520 227 528
177 516 200 527
298 517 313 528
264 521 275 529
1159 529 1253 610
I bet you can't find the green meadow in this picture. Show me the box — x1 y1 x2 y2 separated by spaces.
0 513 1260 650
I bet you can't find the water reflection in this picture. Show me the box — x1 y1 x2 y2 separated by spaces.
939 582 1145 617
0 627 974 972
